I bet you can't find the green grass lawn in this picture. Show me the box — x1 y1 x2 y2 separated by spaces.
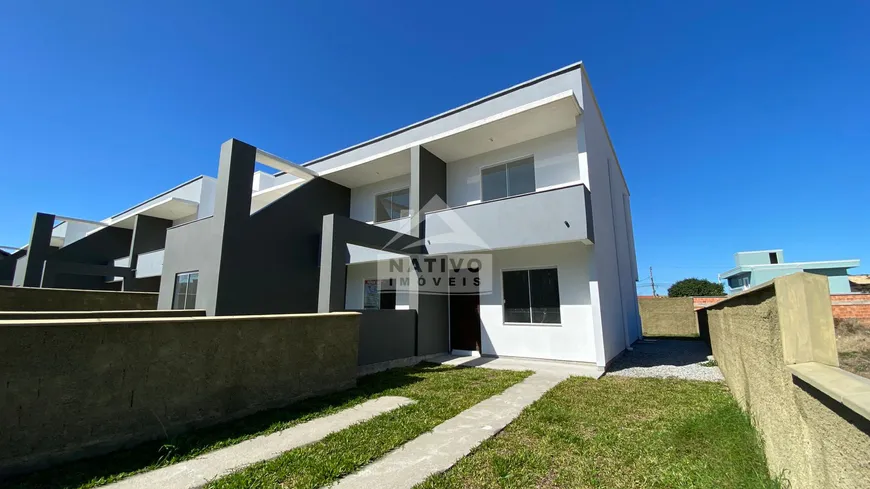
417 376 782 489
7 364 530 489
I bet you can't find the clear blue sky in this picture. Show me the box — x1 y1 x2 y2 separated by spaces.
1 1 868 293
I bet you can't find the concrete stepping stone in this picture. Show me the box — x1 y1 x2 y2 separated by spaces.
106 396 415 489
328 372 567 489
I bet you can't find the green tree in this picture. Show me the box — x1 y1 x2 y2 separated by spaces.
667 278 725 297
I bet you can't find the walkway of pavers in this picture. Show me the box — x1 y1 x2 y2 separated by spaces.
329 355 600 489
105 355 599 489
105 396 414 489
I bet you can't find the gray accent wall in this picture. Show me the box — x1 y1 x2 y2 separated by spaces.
45 226 133 290
410 146 447 237
123 215 172 292
356 309 417 365
14 213 55 287
158 139 351 315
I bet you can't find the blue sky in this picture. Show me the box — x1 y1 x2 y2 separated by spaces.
1 1 868 293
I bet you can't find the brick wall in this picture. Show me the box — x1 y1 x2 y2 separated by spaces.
831 294 870 320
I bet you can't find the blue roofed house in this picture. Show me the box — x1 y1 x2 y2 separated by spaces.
720 249 860 294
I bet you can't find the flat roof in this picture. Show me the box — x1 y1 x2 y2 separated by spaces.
720 259 861 279
301 61 585 168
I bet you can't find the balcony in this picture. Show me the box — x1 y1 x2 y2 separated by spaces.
423 183 593 254
136 249 164 278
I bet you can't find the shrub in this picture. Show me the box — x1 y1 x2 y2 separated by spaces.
668 278 725 297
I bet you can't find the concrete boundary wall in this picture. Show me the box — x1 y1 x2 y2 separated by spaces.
706 273 870 489
0 312 360 478
637 297 698 337
0 286 157 311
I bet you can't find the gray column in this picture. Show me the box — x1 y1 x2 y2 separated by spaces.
14 213 55 287
212 139 257 315
410 146 447 238
123 215 172 292
318 214 347 313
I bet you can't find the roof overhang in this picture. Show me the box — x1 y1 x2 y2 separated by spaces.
721 259 861 279
315 90 581 188
103 197 200 229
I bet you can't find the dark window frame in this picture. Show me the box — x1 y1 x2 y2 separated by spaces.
501 267 561 325
480 156 536 203
363 278 397 310
374 187 411 223
172 271 199 310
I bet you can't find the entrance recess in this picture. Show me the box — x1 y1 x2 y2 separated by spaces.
449 270 481 351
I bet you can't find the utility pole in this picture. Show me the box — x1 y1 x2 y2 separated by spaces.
649 266 657 297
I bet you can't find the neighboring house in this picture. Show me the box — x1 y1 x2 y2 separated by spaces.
8 175 218 292
7 62 640 368
154 61 641 368
720 250 860 294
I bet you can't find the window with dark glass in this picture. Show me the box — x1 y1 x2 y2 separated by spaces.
502 268 560 324
172 271 199 310
481 157 536 202
374 188 410 223
363 279 396 310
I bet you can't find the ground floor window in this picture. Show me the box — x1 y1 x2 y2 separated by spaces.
172 271 199 310
364 279 396 310
502 268 561 324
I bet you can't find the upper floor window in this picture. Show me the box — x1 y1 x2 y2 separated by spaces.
375 188 410 223
481 157 535 202
172 271 198 310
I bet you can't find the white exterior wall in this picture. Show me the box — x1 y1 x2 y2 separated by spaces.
349 174 411 223
446 128 581 207
578 75 640 366
479 242 597 363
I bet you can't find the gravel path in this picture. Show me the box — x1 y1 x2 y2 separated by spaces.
607 339 724 382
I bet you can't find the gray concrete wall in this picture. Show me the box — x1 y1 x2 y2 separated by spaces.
423 184 592 254
706 273 870 489
44 225 133 290
158 217 219 311
638 297 699 337
0 312 359 477
0 285 157 311
356 309 417 365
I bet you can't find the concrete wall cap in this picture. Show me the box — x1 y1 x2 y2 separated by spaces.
0 311 361 326
0 285 158 296
788 362 870 421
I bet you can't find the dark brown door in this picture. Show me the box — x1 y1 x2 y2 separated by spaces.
449 271 481 351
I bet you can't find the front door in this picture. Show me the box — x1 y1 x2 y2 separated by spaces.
449 270 481 351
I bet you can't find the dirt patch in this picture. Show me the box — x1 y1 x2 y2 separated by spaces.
835 317 870 379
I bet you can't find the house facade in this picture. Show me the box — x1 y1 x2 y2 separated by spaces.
155 62 641 368
4 62 640 368
720 249 860 294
